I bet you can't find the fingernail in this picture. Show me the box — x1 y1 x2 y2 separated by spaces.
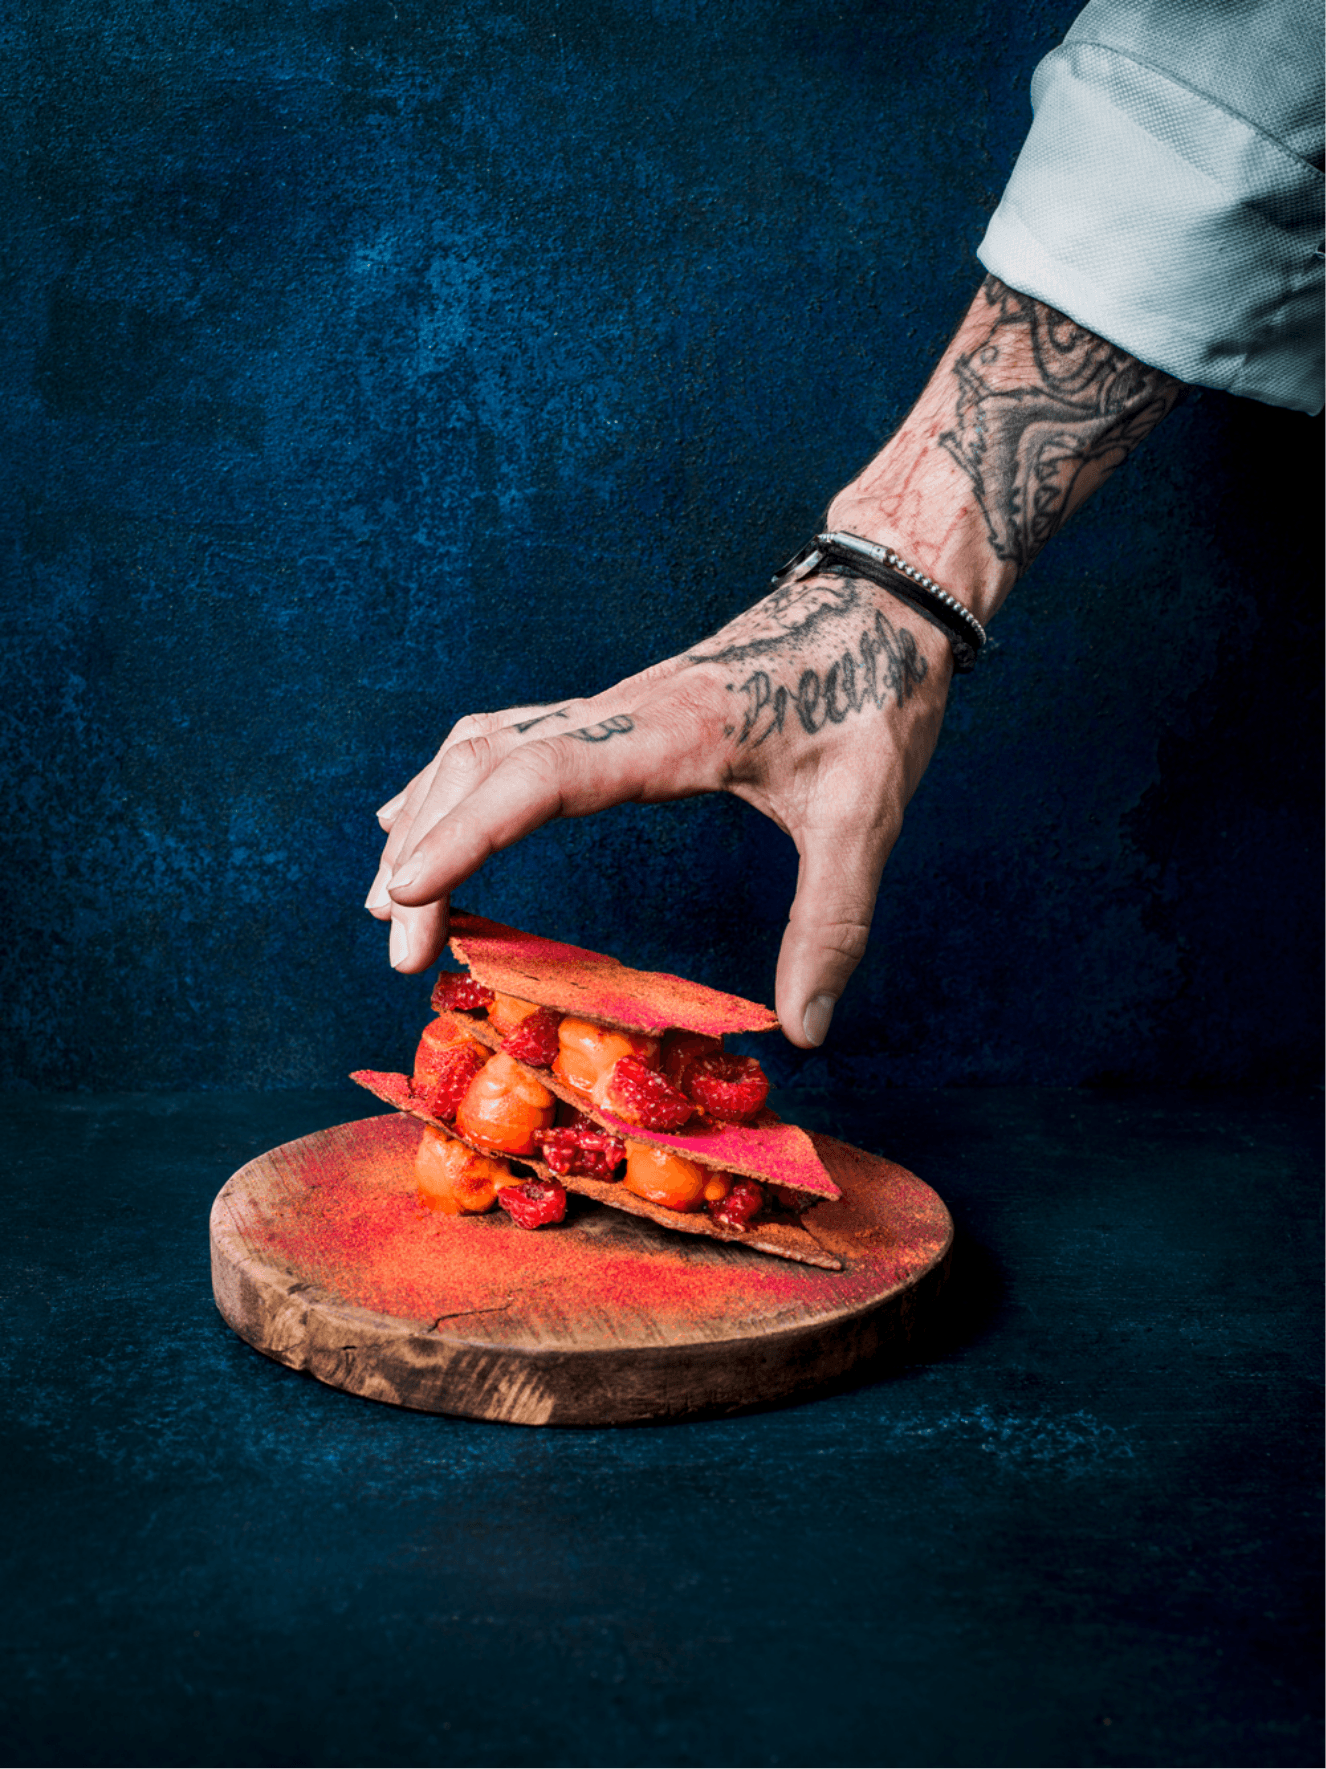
389 916 412 969
364 869 391 911
388 854 422 894
377 792 405 825
803 993 836 1047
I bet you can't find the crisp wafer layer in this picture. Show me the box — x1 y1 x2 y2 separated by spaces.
448 912 780 1037
349 1068 842 1270
426 1007 841 1202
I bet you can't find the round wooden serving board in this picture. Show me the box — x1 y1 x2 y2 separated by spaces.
211 1113 953 1426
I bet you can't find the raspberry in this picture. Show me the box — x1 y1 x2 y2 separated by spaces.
537 1125 626 1182
687 1054 769 1123
707 1177 765 1231
597 1056 694 1131
661 1030 724 1094
770 1184 808 1212
500 1005 562 1068
497 1176 567 1229
432 972 496 1013
414 1044 489 1121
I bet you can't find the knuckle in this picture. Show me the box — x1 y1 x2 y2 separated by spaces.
446 710 501 743
435 732 502 789
821 920 872 963
509 737 571 791
787 908 872 965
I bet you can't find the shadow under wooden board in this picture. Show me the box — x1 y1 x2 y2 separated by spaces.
211 1113 953 1426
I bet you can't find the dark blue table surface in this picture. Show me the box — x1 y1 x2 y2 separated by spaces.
2 1087 1320 1769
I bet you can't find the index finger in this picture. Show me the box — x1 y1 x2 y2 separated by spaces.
386 707 720 912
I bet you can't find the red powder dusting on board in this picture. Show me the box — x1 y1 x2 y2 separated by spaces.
244 1116 949 1342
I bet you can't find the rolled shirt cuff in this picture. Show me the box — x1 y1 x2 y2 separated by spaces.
978 41 1325 415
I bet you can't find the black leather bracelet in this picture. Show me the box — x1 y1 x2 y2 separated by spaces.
772 530 987 673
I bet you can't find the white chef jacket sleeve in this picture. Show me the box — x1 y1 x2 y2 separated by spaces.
977 0 1324 414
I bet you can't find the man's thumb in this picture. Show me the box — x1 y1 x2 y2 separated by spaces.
773 830 888 1049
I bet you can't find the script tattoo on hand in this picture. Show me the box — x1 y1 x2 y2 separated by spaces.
726 606 927 745
568 714 635 743
690 572 928 748
938 276 1183 573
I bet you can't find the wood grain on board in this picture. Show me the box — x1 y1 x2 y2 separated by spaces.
210 1113 953 1426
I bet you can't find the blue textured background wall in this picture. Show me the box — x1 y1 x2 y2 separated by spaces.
4 0 1320 1091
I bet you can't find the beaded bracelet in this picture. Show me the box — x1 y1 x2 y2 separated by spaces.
772 530 987 673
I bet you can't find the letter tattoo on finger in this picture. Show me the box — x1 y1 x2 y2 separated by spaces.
567 714 635 743
513 707 572 734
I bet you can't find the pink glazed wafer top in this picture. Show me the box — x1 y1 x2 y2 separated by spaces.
448 911 780 1037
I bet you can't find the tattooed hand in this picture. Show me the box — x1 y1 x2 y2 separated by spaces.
694 576 928 745
370 276 1181 1046
367 567 952 1048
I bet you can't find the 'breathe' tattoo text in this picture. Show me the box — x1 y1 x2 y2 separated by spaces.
725 605 927 746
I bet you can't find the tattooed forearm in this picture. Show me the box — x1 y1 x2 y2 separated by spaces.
568 714 635 743
724 605 927 746
937 276 1182 574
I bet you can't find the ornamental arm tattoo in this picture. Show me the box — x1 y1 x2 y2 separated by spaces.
937 276 1184 574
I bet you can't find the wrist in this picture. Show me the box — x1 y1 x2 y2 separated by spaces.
825 428 1015 630
780 531 982 676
